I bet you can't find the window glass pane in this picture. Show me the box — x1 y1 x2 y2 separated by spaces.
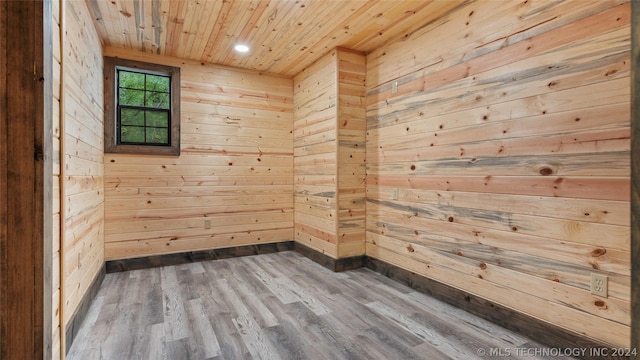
119 88 145 106
146 127 169 144
146 111 169 128
120 108 144 126
146 75 170 92
145 91 170 109
121 125 145 143
119 71 145 90
107 57 179 154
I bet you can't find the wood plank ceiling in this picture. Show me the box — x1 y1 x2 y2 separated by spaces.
87 0 463 77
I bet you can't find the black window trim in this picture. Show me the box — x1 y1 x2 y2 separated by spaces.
104 56 181 155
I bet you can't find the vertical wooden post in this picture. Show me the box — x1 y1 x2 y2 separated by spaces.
58 0 66 356
632 0 640 353
0 0 53 359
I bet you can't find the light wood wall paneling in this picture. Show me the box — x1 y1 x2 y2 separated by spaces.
367 1 629 89
336 49 366 258
103 48 294 260
366 243 629 347
370 186 629 227
294 50 339 258
369 175 630 202
62 0 105 333
293 48 366 259
366 202 630 289
367 231 630 325
366 1 631 347
53 0 63 356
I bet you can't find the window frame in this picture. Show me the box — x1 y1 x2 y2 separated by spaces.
104 56 181 155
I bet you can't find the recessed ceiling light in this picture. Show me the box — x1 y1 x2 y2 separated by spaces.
234 44 250 53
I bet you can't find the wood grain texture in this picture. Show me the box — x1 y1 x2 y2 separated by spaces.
62 0 105 339
64 268 105 355
103 48 294 261
52 0 62 357
67 251 577 360
337 49 366 258
294 50 339 258
85 0 461 77
366 256 631 360
630 0 640 353
365 1 631 347
294 48 366 259
0 1 53 358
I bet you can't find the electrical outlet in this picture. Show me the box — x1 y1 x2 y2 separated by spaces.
204 219 211 229
391 81 398 94
392 187 399 200
590 273 608 297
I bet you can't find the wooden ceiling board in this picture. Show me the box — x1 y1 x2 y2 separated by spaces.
86 0 464 77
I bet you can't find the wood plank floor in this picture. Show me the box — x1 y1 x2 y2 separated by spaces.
67 251 575 360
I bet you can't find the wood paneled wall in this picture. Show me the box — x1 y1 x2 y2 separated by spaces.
52 0 61 357
365 0 631 347
337 49 366 258
103 48 294 260
62 0 104 331
294 50 339 257
294 48 366 259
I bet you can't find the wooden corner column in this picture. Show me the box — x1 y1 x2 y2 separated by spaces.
632 0 640 353
0 0 53 358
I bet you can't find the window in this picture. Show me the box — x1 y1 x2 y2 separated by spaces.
104 57 180 155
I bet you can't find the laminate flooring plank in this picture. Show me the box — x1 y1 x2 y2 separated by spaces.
262 324 316 360
517 341 576 360
66 347 102 360
146 323 167 360
277 275 332 316
233 280 280 328
260 293 330 358
200 274 252 359
201 257 234 279
367 278 527 354
139 268 164 326
128 324 160 359
244 260 299 304
88 302 118 345
287 301 367 360
166 338 192 360
366 300 477 360
199 294 252 359
161 266 190 341
176 267 202 301
66 294 105 350
362 325 434 360
229 257 275 297
258 256 332 316
405 290 530 347
327 292 425 346
100 303 142 359
187 261 206 274
101 271 129 306
67 251 577 360
185 298 222 358
314 305 392 360
218 278 281 360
